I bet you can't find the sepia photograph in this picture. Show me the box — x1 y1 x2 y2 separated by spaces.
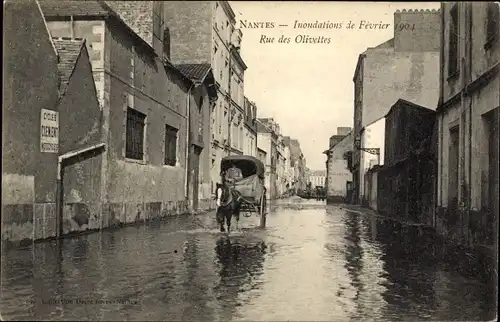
2 0 499 321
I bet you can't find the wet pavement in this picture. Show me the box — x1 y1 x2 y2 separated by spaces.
1 199 496 321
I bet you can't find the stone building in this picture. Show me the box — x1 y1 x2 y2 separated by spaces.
323 127 353 203
288 138 307 192
243 97 258 157
163 1 246 193
174 64 218 212
276 134 287 197
308 170 326 188
350 9 441 205
3 0 102 243
39 1 198 227
256 118 279 199
436 2 499 254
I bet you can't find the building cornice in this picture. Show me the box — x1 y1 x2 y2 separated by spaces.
231 47 248 71
437 62 499 114
464 62 499 97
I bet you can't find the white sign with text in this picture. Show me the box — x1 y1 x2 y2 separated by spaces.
40 109 59 153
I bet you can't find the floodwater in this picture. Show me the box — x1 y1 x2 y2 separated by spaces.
1 199 496 321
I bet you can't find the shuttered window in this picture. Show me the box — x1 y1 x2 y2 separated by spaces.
165 125 178 166
126 108 146 160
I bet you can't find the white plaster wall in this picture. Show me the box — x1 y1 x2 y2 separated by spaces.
362 50 440 128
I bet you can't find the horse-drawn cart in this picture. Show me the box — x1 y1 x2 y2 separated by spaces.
217 155 268 230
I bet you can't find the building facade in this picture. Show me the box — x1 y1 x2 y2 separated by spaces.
282 137 294 194
309 170 326 187
371 99 437 224
3 0 102 243
163 1 246 194
175 64 218 212
351 9 441 205
288 139 307 192
40 1 196 228
256 118 280 199
323 127 353 203
243 97 258 157
436 2 499 253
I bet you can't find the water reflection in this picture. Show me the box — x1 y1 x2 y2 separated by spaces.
214 235 266 321
342 213 364 306
1 205 495 321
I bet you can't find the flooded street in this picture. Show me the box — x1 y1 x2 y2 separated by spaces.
1 200 495 321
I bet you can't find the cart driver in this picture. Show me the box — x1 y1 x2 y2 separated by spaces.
225 165 243 183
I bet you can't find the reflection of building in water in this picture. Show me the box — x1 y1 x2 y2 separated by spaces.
342 213 388 320
214 236 266 321
180 235 216 320
342 214 364 318
374 220 439 318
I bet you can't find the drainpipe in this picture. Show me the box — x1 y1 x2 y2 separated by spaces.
438 4 445 218
185 83 195 203
227 46 233 156
467 4 473 220
70 16 74 38
460 17 468 243
56 143 106 238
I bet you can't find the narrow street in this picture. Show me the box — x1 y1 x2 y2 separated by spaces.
1 199 494 321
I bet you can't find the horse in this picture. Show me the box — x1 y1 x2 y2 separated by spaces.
215 182 242 233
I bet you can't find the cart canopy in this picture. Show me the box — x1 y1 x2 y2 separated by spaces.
221 155 265 179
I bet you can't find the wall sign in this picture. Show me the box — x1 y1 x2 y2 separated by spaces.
40 109 59 153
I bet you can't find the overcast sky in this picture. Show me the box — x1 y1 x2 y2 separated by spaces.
229 1 440 170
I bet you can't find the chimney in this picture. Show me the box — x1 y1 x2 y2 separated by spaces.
336 127 351 136
106 1 166 57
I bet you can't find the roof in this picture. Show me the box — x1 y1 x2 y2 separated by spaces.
39 0 156 56
221 155 265 179
52 37 85 95
38 0 110 17
385 98 437 119
175 63 211 83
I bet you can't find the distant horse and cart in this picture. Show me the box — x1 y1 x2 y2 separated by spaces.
214 155 268 233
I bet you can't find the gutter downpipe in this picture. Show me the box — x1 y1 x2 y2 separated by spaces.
185 83 195 207
437 4 445 228
467 3 473 244
459 3 469 243
56 143 106 239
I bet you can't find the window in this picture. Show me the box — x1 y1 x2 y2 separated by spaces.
486 2 499 47
448 4 459 77
163 27 171 60
126 108 146 160
164 125 178 166
448 125 460 210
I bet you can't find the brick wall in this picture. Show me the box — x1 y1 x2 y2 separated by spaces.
163 1 213 64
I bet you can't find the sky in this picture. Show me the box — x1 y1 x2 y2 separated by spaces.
229 1 440 170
